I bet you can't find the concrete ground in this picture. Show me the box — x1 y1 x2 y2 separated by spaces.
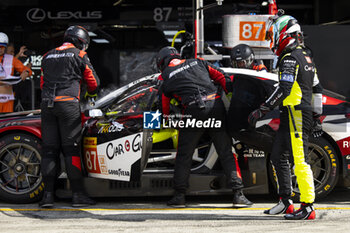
0 187 349 233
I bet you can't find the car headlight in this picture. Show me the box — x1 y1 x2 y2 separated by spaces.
87 109 103 118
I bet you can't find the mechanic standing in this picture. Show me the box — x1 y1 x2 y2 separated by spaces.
230 44 267 71
248 15 323 220
0 32 32 112
156 46 252 208
39 25 100 208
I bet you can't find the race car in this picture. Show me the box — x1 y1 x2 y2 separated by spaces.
0 69 349 204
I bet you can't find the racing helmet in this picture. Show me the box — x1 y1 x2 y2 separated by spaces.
63 25 90 50
230 44 255 69
0 32 9 47
156 46 180 71
268 15 303 56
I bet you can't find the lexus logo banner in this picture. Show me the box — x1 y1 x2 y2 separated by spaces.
26 8 103 23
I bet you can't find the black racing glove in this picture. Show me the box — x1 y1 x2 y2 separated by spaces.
248 103 270 128
312 113 323 138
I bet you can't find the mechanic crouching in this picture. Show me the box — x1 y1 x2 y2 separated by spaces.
248 15 323 220
39 25 100 208
156 46 252 208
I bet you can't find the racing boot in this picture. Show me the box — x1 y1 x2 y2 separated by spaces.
284 203 316 220
72 192 96 207
167 191 186 208
39 191 54 208
264 197 294 215
232 189 253 208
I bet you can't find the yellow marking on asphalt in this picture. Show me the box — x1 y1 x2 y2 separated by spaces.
0 207 350 212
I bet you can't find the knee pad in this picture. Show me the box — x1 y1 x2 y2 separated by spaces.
41 146 60 177
41 159 57 177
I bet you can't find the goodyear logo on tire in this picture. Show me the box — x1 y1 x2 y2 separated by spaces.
14 136 20 140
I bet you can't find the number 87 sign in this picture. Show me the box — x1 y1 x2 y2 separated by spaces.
239 21 266 41
222 15 272 48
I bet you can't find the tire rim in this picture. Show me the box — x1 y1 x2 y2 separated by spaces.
0 143 42 195
291 142 331 194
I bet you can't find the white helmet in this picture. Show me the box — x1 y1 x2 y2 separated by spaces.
0 32 9 47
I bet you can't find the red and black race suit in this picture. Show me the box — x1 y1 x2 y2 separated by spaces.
158 58 243 193
41 42 99 102
40 42 99 193
158 58 232 116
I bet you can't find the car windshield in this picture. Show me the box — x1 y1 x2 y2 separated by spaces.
90 74 159 111
106 85 158 114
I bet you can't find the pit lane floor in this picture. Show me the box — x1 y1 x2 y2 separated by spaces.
1 187 350 233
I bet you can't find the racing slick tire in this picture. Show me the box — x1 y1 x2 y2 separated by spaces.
0 133 44 203
268 136 339 201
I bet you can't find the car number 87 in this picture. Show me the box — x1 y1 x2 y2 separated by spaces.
85 150 99 173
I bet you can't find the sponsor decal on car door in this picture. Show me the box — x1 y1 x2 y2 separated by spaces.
83 133 143 181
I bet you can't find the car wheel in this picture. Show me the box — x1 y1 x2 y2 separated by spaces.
0 133 44 203
268 136 339 201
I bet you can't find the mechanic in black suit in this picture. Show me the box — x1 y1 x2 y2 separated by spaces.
40 25 99 208
156 46 252 208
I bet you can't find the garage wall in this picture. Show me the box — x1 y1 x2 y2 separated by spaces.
303 25 350 99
